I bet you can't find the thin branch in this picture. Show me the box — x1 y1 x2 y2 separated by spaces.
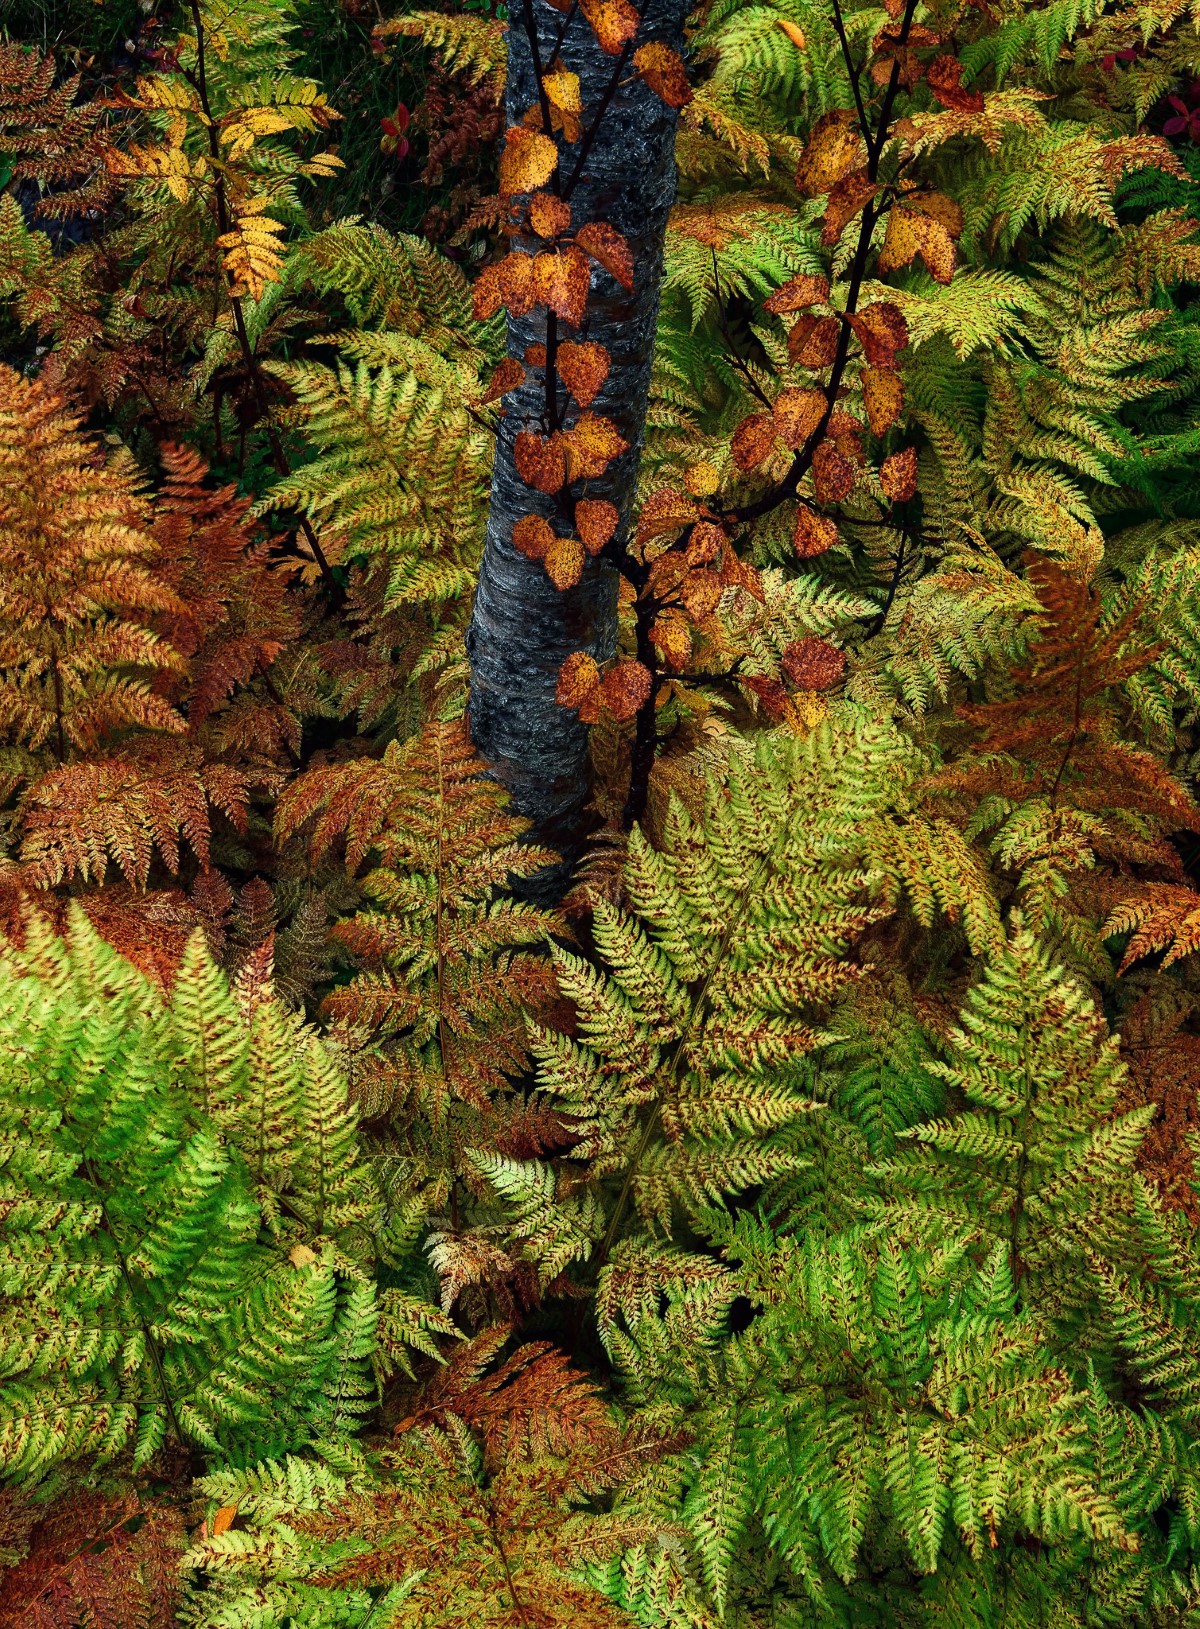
564 41 635 201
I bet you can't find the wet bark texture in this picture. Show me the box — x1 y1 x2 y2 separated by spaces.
466 0 690 870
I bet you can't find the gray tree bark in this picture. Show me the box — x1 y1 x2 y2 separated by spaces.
466 0 690 866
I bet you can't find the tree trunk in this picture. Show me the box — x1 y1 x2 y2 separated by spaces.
466 0 689 867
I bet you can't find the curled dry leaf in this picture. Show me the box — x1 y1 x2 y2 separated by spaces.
731 412 777 472
533 247 591 326
782 636 846 691
812 439 856 504
764 270 830 314
479 358 526 405
847 301 908 366
515 431 567 494
881 445 919 501
633 42 693 108
557 340 610 407
878 205 956 284
580 0 639 54
862 367 904 435
575 221 635 291
542 69 583 142
926 55 986 114
563 413 629 480
576 498 619 554
795 111 865 197
636 487 700 546
545 535 586 589
788 314 841 369
512 515 556 560
793 503 839 558
601 659 653 721
557 650 602 720
530 191 573 239
500 126 559 196
821 171 879 246
772 387 826 449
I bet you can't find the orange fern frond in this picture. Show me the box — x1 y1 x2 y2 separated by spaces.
1106 883 1200 974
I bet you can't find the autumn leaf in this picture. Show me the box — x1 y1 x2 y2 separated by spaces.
812 439 856 504
513 515 556 560
926 55 985 113
636 487 699 546
575 222 635 291
1105 883 1200 973
772 387 826 450
828 409 865 466
878 205 956 283
576 498 619 554
847 301 908 366
534 247 592 325
731 412 777 472
687 519 727 565
680 567 722 620
530 191 573 239
601 659 652 721
880 446 918 500
557 340 610 407
788 314 841 369
525 342 548 366
218 207 286 301
795 112 865 197
777 18 807 49
558 651 602 720
212 1505 238 1537
821 171 878 246
742 673 790 719
473 262 505 321
563 414 628 480
500 126 559 195
634 42 693 108
793 504 838 558
545 535 586 589
515 431 568 494
480 358 526 405
651 612 693 669
862 367 904 435
782 636 845 691
685 461 720 498
764 271 830 314
543 68 583 142
580 0 639 54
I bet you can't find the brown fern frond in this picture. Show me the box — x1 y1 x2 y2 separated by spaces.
1106 883 1200 974
0 43 118 215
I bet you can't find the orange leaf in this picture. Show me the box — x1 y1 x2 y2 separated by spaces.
788 314 841 369
847 302 908 366
862 367 904 435
530 191 572 239
500 126 559 195
777 18 807 49
685 461 720 498
579 0 639 53
910 189 964 237
636 487 699 546
633 42 693 107
545 535 586 589
782 636 845 691
742 673 790 719
793 504 838 558
576 498 619 554
515 431 567 494
926 55 985 113
880 446 918 501
480 357 526 405
212 1505 238 1537
557 651 602 720
533 247 591 326
795 111 865 197
562 413 628 480
524 342 548 366
557 340 610 407
772 387 826 450
512 515 556 560
575 221 635 291
651 612 693 670
731 412 777 472
764 271 830 315
687 521 727 567
878 205 956 284
821 171 878 247
828 409 865 466
812 439 856 504
542 68 583 142
473 263 505 321
601 659 652 721
680 567 722 620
